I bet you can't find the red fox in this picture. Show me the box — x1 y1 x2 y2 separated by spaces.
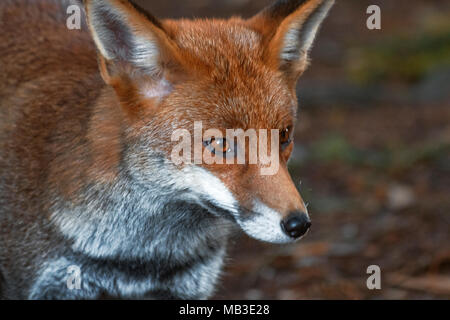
0 0 334 299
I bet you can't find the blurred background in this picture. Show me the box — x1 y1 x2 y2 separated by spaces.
135 0 450 299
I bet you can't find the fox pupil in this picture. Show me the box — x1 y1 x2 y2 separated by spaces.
204 138 230 156
280 127 292 146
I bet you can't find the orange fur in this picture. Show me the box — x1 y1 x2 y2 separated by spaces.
1 0 331 234
0 0 335 299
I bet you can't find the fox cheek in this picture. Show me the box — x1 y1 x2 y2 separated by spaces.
177 166 239 216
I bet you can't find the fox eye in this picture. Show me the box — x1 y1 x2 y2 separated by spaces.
204 138 234 157
280 126 293 149
280 126 292 147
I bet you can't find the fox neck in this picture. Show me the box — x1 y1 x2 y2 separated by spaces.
44 85 230 261
51 173 232 260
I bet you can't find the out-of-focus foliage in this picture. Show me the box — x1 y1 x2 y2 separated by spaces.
306 134 450 172
349 23 450 85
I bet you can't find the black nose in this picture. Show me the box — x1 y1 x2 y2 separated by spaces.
281 212 311 239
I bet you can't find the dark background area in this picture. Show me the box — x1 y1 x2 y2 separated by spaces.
135 0 450 299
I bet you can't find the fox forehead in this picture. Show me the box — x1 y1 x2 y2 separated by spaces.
159 19 298 129
167 18 263 66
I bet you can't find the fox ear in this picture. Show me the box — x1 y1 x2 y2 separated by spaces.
249 0 334 81
84 0 181 85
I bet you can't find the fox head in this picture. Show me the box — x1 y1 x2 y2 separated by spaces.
83 0 334 244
